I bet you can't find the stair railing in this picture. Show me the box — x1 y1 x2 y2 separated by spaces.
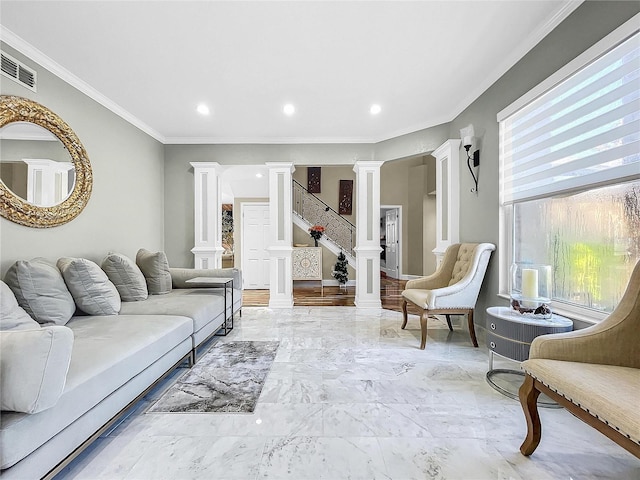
292 179 356 257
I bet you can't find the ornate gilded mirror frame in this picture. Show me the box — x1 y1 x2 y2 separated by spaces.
0 95 92 228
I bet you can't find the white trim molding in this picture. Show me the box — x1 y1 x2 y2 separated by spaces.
1 28 164 143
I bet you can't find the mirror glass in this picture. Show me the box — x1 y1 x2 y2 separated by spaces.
0 121 76 206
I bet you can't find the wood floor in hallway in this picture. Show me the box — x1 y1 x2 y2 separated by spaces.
242 276 423 315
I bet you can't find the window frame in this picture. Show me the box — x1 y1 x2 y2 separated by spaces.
497 14 640 324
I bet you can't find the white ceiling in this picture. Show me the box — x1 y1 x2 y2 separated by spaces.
1 1 580 144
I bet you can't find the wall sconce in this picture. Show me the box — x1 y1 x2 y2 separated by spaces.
460 124 480 193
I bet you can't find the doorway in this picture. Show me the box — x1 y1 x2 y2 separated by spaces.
380 206 402 279
241 202 270 289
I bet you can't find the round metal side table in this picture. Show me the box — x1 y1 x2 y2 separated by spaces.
485 306 573 408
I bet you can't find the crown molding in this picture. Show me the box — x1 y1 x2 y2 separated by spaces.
163 135 377 145
0 27 166 143
446 0 584 123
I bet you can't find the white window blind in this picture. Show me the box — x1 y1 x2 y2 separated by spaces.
499 30 640 205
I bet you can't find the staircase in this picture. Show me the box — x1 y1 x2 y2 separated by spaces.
292 180 356 268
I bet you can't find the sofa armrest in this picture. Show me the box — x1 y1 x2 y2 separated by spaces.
0 326 74 413
170 267 242 290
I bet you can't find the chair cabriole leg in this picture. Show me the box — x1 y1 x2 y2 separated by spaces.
401 300 408 329
519 373 542 456
467 309 478 347
419 311 429 349
445 314 453 331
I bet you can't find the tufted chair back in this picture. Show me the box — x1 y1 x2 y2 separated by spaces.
448 243 476 286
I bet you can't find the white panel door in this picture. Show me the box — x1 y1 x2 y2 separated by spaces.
385 209 399 279
242 203 270 289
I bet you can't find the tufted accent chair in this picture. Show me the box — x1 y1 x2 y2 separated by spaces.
401 243 495 349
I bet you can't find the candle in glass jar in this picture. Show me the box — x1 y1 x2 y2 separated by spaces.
522 268 539 299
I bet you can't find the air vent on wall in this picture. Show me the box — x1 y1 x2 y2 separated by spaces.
1 51 37 92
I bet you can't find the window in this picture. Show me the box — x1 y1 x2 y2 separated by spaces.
498 17 640 320
513 181 639 314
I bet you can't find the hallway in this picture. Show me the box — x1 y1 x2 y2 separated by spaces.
242 275 423 315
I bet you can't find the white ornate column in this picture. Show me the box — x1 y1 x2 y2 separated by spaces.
190 162 224 268
353 161 383 308
267 162 295 308
23 159 74 206
432 140 460 267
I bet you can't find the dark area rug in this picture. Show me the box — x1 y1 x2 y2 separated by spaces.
148 341 279 413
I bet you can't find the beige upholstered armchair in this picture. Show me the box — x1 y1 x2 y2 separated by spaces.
519 260 640 458
401 243 495 349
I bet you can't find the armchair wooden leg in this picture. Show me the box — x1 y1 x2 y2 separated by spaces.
401 300 408 329
445 314 453 331
519 374 542 456
419 311 429 349
467 309 478 347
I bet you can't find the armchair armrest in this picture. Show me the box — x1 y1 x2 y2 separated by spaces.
530 314 638 368
405 273 448 290
530 276 640 368
170 267 242 290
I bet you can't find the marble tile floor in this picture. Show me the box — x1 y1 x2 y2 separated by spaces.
56 307 639 480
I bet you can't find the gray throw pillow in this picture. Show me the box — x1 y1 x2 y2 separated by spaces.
101 253 148 301
0 280 41 331
57 258 121 315
4 259 76 326
136 249 172 295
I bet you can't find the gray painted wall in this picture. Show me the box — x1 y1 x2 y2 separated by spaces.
448 1 640 327
163 144 376 268
381 155 435 276
0 43 165 275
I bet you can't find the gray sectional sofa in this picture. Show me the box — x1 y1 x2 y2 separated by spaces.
0 251 242 480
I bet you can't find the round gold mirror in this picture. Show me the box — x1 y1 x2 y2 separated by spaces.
0 96 92 228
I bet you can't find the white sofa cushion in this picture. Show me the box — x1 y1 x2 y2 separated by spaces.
119 289 225 337
0 281 40 331
3 259 76 326
0 326 73 414
101 253 148 301
57 258 121 316
136 249 172 295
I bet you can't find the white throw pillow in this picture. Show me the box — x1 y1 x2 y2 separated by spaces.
4 258 76 326
0 280 41 331
57 258 121 315
0 326 73 413
101 253 148 301
136 249 172 295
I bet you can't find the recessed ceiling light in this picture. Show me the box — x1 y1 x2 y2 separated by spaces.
283 103 295 116
370 104 382 115
197 104 210 115
256 173 263 178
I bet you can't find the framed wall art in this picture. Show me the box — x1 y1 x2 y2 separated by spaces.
338 179 353 215
307 166 321 193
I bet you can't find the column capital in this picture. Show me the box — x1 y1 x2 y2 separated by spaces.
266 162 296 173
353 160 384 173
190 161 221 171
